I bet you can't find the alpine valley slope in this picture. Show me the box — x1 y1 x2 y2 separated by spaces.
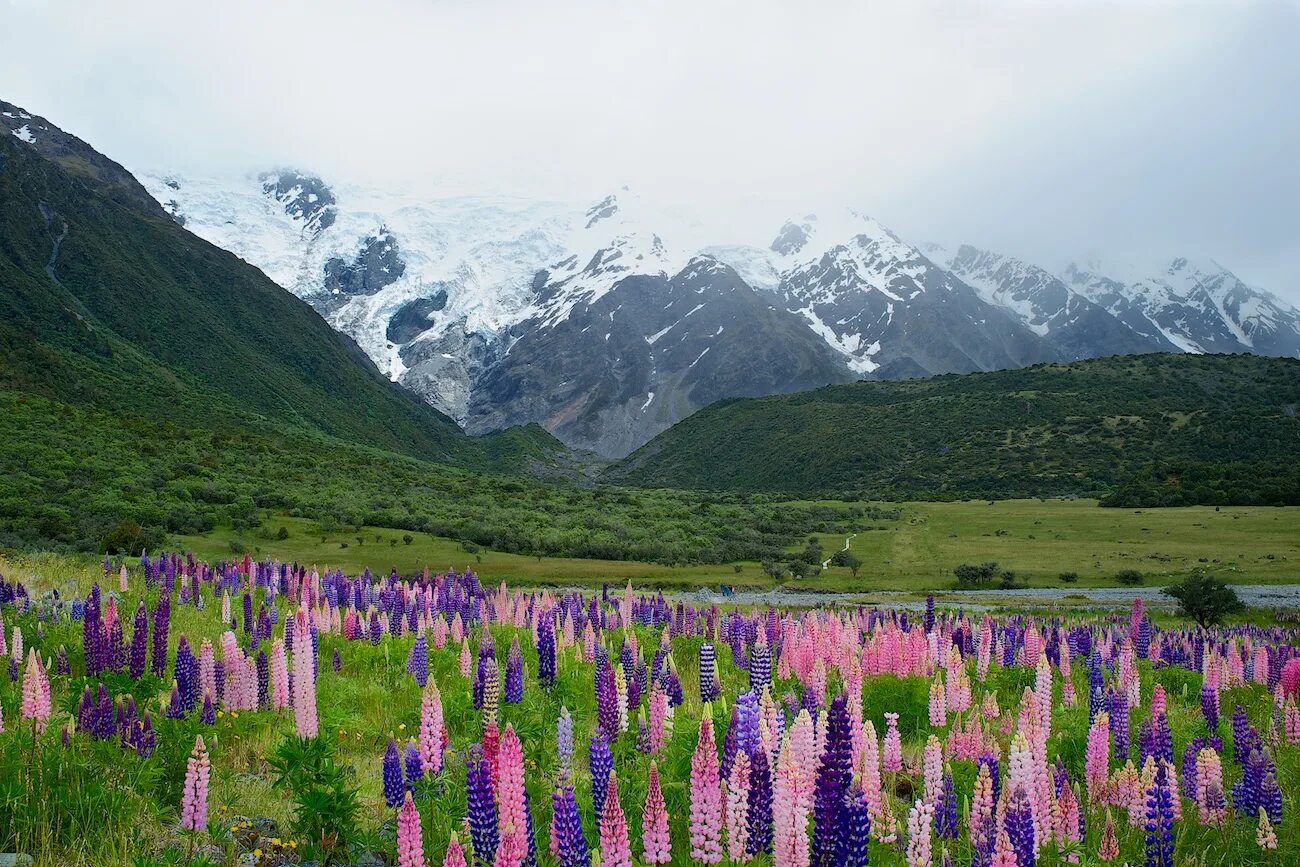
0 99 558 478
120 145 1300 458
608 353 1300 502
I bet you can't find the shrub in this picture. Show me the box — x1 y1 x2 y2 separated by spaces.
1163 574 1244 628
1115 569 1144 586
1058 571 1079 583
953 561 1000 590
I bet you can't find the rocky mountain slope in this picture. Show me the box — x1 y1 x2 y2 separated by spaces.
32 98 1292 458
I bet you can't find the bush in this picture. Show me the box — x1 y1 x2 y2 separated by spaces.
1115 569 1144 586
1163 574 1244 628
954 561 1000 590
402 533 414 545
276 526 289 540
1058 571 1079 583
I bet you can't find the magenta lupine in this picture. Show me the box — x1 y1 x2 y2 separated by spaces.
599 771 632 867
180 735 210 833
398 791 426 867
642 762 672 864
444 833 469 867
690 713 724 863
270 638 289 710
20 649 51 733
495 724 528 867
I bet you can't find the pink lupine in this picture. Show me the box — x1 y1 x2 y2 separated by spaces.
459 638 472 678
1085 710 1110 803
1151 684 1166 718
494 725 528 867
773 736 810 867
1097 810 1118 861
689 713 723 863
119 563 129 593
725 751 752 861
861 720 883 822
922 734 943 806
1258 807 1278 850
883 712 903 773
991 825 1018 867
905 799 934 867
20 649 51 733
180 735 210 832
928 676 947 728
1285 696 1300 745
398 791 425 867
642 761 672 864
971 761 995 853
443 832 468 867
600 771 632 867
1196 747 1227 826
420 678 445 775
292 611 318 738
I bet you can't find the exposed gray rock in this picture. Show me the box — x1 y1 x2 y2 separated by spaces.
386 290 450 343
320 229 405 306
259 168 337 236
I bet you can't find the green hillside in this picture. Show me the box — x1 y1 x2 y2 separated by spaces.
609 353 1300 503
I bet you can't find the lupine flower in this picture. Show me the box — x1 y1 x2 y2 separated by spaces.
690 712 724 863
642 762 672 864
553 781 589 867
180 735 210 833
20 649 51 733
1097 810 1118 861
905 799 934 867
505 637 524 704
1143 760 1175 867
292 611 318 738
1257 807 1278 850
589 730 613 817
495 724 529 867
557 707 574 773
836 786 871 867
444 833 469 867
746 747 774 856
883 712 903 773
467 744 499 867
421 679 446 776
725 751 752 861
812 695 853 867
398 791 425 867
1005 786 1035 867
699 642 721 702
599 771 632 867
383 736 406 807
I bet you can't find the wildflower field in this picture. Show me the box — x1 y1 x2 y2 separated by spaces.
0 553 1297 867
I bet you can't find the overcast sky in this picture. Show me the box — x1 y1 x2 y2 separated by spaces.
3 0 1297 295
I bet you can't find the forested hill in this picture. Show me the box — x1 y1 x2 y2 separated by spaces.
608 353 1300 503
0 104 556 469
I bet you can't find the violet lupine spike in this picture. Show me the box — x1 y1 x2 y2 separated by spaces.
404 739 424 791
746 748 774 856
936 771 958 839
466 744 499 867
552 782 589 867
505 638 524 704
589 730 614 817
410 634 429 687
835 786 871 867
1143 761 1175 867
1108 690 1130 760
1201 684 1219 732
537 614 557 690
596 653 620 742
811 694 853 867
699 642 721 703
1006 785 1036 867
383 736 405 807
128 601 148 680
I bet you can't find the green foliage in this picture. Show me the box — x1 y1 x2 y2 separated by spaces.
1164 574 1246 628
610 353 1300 504
1058 571 1079 583
1115 569 1144 586
953 561 1001 590
268 735 361 861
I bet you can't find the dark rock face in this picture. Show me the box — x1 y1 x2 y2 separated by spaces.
770 219 812 256
465 257 854 457
584 195 619 228
259 169 337 236
386 291 450 344
321 230 405 304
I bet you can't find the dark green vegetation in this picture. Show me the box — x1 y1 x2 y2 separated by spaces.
610 353 1300 504
1163 575 1245 628
0 111 855 562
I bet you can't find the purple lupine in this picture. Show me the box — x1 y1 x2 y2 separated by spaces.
128 601 148 680
936 771 958 839
1006 785 1036 867
722 702 742 782
1143 761 1175 867
596 652 620 742
1201 685 1219 732
166 683 185 719
505 638 524 704
200 692 215 726
924 594 936 634
557 708 575 773
552 782 590 867
812 695 854 867
746 747 774 855
256 650 269 708
735 690 761 759
409 634 429 687
1233 747 1270 817
383 736 405 807
404 740 424 790
1109 690 1129 760
589 731 614 816
537 614 557 690
332 647 341 672
1232 705 1260 764
135 712 156 757
699 642 721 703
151 595 170 678
749 639 771 695
56 646 70 676
835 785 871 867
467 744 499 867
242 592 253 635
175 636 198 713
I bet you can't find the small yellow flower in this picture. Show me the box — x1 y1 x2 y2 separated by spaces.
289 841 298 848
271 838 281 846
254 848 263 858
398 723 406 730
230 826 239 834
217 710 225 718
231 711 239 719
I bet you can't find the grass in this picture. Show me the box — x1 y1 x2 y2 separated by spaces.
166 499 1300 593
2 551 1298 865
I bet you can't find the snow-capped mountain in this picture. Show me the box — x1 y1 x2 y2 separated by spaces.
1062 256 1300 357
130 164 1300 458
929 244 1173 359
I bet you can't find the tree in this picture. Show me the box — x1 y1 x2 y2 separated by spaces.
1115 569 1143 586
1163 575 1244 629
953 562 1000 590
